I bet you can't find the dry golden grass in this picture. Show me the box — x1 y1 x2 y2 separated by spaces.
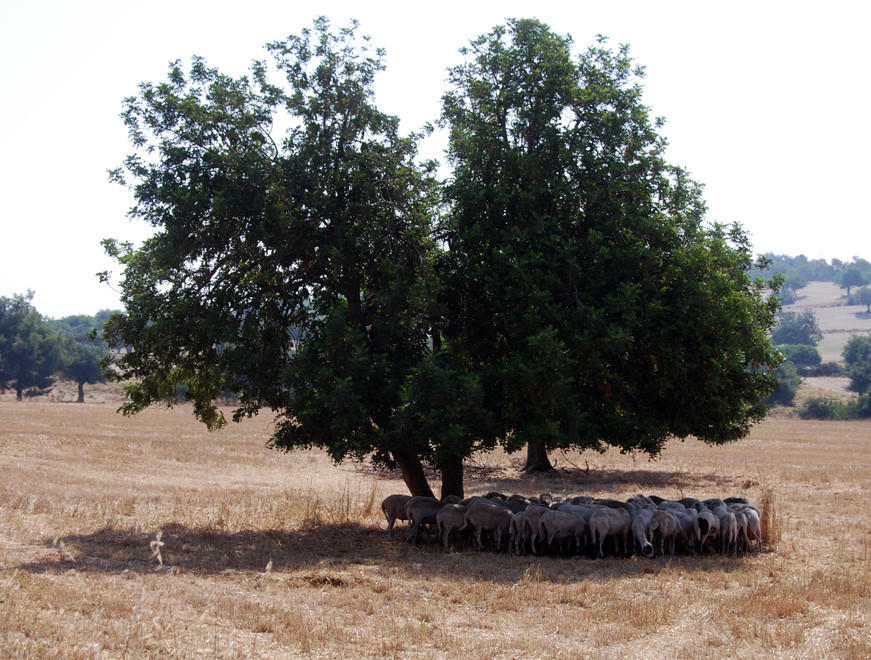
1 401 871 658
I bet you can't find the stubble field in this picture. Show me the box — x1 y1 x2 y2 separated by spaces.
1 399 870 659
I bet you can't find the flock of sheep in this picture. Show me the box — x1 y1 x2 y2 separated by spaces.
381 491 764 558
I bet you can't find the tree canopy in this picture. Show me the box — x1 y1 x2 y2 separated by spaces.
439 20 782 463
771 308 823 346
0 292 66 400
837 265 869 296
103 18 783 497
104 18 448 496
853 286 871 313
843 334 871 394
48 313 112 402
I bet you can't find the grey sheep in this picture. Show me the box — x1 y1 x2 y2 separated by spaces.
538 509 587 554
381 494 412 539
436 503 469 551
405 496 446 545
461 500 514 552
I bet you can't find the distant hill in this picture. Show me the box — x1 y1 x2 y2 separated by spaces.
780 281 871 363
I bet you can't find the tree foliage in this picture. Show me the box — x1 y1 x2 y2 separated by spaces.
0 292 66 400
103 18 784 495
853 286 871 313
103 18 452 496
48 313 112 402
771 309 822 346
765 360 800 407
777 343 821 370
837 265 869 296
439 19 782 462
753 253 838 283
842 333 871 394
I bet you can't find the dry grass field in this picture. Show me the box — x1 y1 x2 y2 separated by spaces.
2 399 870 659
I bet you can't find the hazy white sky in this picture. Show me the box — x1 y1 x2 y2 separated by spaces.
2 1 869 318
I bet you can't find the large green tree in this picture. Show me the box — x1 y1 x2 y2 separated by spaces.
104 17 783 496
102 18 476 497
0 292 66 400
440 20 782 469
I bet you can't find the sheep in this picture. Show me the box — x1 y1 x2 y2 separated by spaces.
627 494 656 508
696 509 720 553
509 510 527 555
520 504 552 555
461 501 514 551
538 509 587 554
460 496 512 510
589 506 631 558
506 495 531 513
715 509 739 556
678 497 705 512
656 499 688 512
396 490 763 558
648 509 683 556
553 502 600 552
381 494 412 539
630 506 656 558
436 503 469 551
732 503 762 550
670 508 700 553
405 496 446 545
731 508 750 552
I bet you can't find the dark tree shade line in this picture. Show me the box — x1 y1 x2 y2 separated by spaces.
99 17 786 498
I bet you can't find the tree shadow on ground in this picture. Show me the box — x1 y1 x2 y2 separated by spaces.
367 462 747 498
461 466 745 498
16 499 761 584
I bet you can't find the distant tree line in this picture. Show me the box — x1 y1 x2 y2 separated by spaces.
753 254 871 305
0 292 116 402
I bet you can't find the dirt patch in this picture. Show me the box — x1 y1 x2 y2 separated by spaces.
803 376 853 394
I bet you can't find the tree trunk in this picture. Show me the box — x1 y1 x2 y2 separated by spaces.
77 382 85 403
16 385 23 402
439 454 464 500
393 443 434 498
521 442 554 473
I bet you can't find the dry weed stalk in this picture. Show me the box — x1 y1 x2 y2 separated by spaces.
758 487 782 548
149 531 164 565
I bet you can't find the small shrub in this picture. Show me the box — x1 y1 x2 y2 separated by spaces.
778 289 797 306
842 394 871 420
808 362 842 377
843 334 871 394
799 396 840 420
766 361 801 406
800 393 871 420
778 344 821 369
